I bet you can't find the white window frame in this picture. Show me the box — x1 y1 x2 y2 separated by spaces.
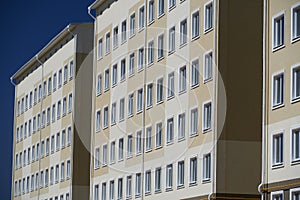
103 105 109 129
291 63 300 102
291 2 300 42
148 0 155 24
168 0 176 10
291 126 300 163
119 98 125 122
136 130 142 155
191 9 200 39
128 92 134 117
138 46 145 71
98 37 103 60
113 25 119 49
190 58 199 87
290 187 300 200
166 164 173 189
272 11 285 51
158 0 165 18
96 73 102 96
156 77 164 103
136 88 144 113
138 5 146 31
168 26 176 53
179 65 187 93
272 70 284 108
202 153 211 182
179 18 188 46
105 32 111 54
157 33 165 60
111 102 117 126
129 12 136 37
204 0 213 33
167 72 175 98
102 144 108 166
271 190 284 200
120 58 126 81
148 40 154 65
178 112 186 140
166 117 174 145
129 53 135 76
202 101 212 132
203 50 213 83
146 82 153 108
145 125 152 152
271 130 284 168
121 19 127 44
127 134 133 158
155 121 163 148
96 109 101 132
177 160 185 187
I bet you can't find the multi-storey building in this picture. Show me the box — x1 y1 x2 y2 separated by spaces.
261 0 300 199
88 0 263 199
10 23 93 200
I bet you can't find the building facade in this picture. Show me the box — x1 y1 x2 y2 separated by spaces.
11 23 93 200
89 0 263 200
261 0 300 199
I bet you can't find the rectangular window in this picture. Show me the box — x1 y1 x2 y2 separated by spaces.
57 101 61 119
169 0 176 9
148 0 154 24
106 32 111 54
121 20 127 43
119 98 125 121
192 11 200 38
103 106 109 128
191 59 199 86
189 157 197 184
271 191 283 200
120 59 126 81
25 95 28 110
292 4 300 40
50 167 54 185
129 53 135 75
117 178 123 200
69 60 74 79
46 107 50 125
158 34 164 59
52 104 56 122
102 182 107 200
127 135 133 158
272 133 283 166
68 93 72 112
272 73 284 107
67 126 72 146
58 69 62 88
273 14 284 49
178 113 185 140
146 127 152 151
104 69 109 91
203 102 211 131
61 130 66 148
53 73 57 91
292 128 300 162
29 92 33 107
34 88 37 104
51 135 55 153
136 131 142 154
63 97 67 116
169 26 175 53
109 181 114 200
167 72 174 98
130 13 136 36
148 41 154 65
126 176 132 198
158 0 164 17
291 188 300 200
139 6 145 30
190 108 198 135
55 164 59 183
178 161 184 186
147 83 153 107
43 81 47 97
102 145 108 166
118 138 124 161
113 26 118 49
203 153 211 181
46 138 49 155
98 38 103 59
204 51 213 81
135 173 141 196
166 164 173 189
95 147 100 169
128 93 134 116
145 170 151 194
167 118 174 144
179 66 186 92
112 64 118 86
157 78 163 103
66 160 71 179
204 2 213 31
97 74 102 95
137 88 143 112
292 66 300 101
56 132 60 151
110 141 116 164
138 47 144 70
64 65 68 83
111 102 116 125
94 184 99 200
38 85 42 101
180 19 187 46
155 168 161 192
156 123 162 148
61 162 65 181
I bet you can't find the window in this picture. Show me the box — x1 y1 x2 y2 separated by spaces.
113 26 118 48
112 64 118 86
136 131 142 154
138 47 144 70
292 66 300 101
272 72 284 107
204 2 213 31
167 72 174 98
64 65 68 83
97 74 102 95
56 132 60 151
104 69 109 91
139 6 145 30
291 188 300 200
50 167 54 185
118 138 124 161
158 34 164 59
148 0 154 23
166 164 173 189
126 176 132 198
158 0 164 17
179 66 186 92
46 138 49 155
135 173 141 196
121 20 127 43
46 107 50 125
95 147 100 169
148 41 154 65
61 162 65 181
53 73 57 91
58 69 62 88
273 13 285 50
117 178 123 200
98 38 103 59
127 135 133 158
29 92 33 107
25 95 28 110
292 128 300 162
102 145 108 166
110 141 116 164
292 4 300 41
106 32 111 53
68 93 72 112
145 170 151 194
189 157 197 184
102 182 107 200
51 135 55 153
155 123 162 148
67 126 72 146
137 88 143 112
66 160 71 179
191 59 199 86
147 83 153 107
166 118 174 144
55 164 59 183
180 19 187 46
128 93 134 116
52 104 56 122
178 161 184 186
43 81 47 97
130 13 136 36
190 108 198 135
155 168 161 192
192 11 200 38
203 102 211 131
203 153 211 181
70 60 74 79
129 53 135 75
146 127 152 151
157 78 163 103
38 85 42 101
169 26 175 53
111 103 116 125
34 88 37 104
272 133 283 166
119 98 125 121
120 59 126 81
204 51 213 81
169 0 176 9
109 181 114 200
271 191 283 200
63 97 67 116
104 106 109 128
57 101 61 119
178 113 185 140
94 184 99 200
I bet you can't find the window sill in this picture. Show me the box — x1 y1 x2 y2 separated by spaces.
204 77 213 84
105 51 110 56
291 97 300 104
120 78 126 83
272 44 285 53
291 36 300 44
168 5 176 12
189 182 197 187
112 83 117 88
191 35 200 41
155 145 162 150
179 90 187 95
145 191 151 196
156 100 163 105
145 148 152 153
178 137 185 142
190 83 199 89
111 122 116 127
202 179 211 184
168 50 175 56
148 62 154 67
157 56 164 62
97 56 103 61
154 189 162 194
128 72 135 78
158 13 165 19
126 155 133 159
166 141 174 146
148 20 155 26
113 45 118 51
136 110 143 115
165 188 173 192
272 103 284 110
119 118 125 123
104 88 110 93
96 92 101 97
129 33 136 39
167 95 174 101
291 159 300 166
121 39 127 45
202 128 211 134
204 27 213 34
128 114 133 119
179 43 187 49
137 67 144 73
146 105 153 110
138 27 145 33
272 163 284 170
103 126 108 130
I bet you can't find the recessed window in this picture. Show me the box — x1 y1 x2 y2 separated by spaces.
126 176 132 198
166 164 173 189
179 66 187 92
102 182 107 200
96 74 102 95
102 144 107 166
273 13 284 49
158 0 165 17
98 38 103 59
106 32 111 54
177 161 184 187
272 133 283 166
158 34 164 59
130 13 136 36
58 70 62 88
119 98 125 121
292 128 300 163
118 138 124 161
167 72 175 98
148 40 154 65
180 19 187 46
113 26 118 49
136 131 142 154
203 153 211 181
156 122 162 148
166 117 174 144
291 188 300 200
121 20 127 43
191 59 199 87
157 78 164 103
69 60 74 79
145 170 151 194
204 2 213 32
169 26 175 53
178 113 185 140
94 184 99 200
127 135 133 158
128 93 134 116
103 106 109 128
204 51 213 81
272 72 284 107
109 180 114 200
147 83 153 107
203 102 212 132
129 53 135 76
135 173 142 196
117 178 123 200
155 167 161 192
111 102 116 125
271 191 283 200
137 88 143 112
104 69 110 91
64 65 68 84
139 6 145 30
192 11 200 38
96 110 101 132
292 4 300 41
292 65 300 101
120 59 126 81
146 127 152 151
110 141 116 164
112 64 118 86
148 0 155 24
169 0 176 10
189 157 197 184
138 47 144 70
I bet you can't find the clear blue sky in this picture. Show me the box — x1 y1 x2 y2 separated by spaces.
0 1 94 199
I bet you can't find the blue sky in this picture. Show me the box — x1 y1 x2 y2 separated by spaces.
0 1 94 199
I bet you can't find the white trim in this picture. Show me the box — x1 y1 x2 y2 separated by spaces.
203 49 213 83
147 39 155 66
290 187 300 200
177 111 186 141
178 63 188 94
272 10 285 51
156 75 164 104
270 190 284 200
103 104 109 129
271 69 285 109
105 31 111 55
165 115 175 145
137 45 145 72
188 155 198 185
191 8 201 40
176 159 185 187
190 56 200 88
202 100 212 133
145 124 153 152
112 24 119 50
290 125 300 164
94 146 101 170
270 130 285 168
103 67 110 92
111 62 118 88
179 16 188 47
120 18 128 44
155 120 163 149
166 71 175 100
203 0 214 34
97 36 103 60
167 25 176 54
146 80 154 109
129 11 136 38
157 0 165 19
291 63 300 103
136 87 144 114
202 152 212 183
291 2 300 43
148 0 155 25
135 129 143 156
168 0 176 11
157 32 165 61
138 4 146 31
95 109 101 133
120 57 127 82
